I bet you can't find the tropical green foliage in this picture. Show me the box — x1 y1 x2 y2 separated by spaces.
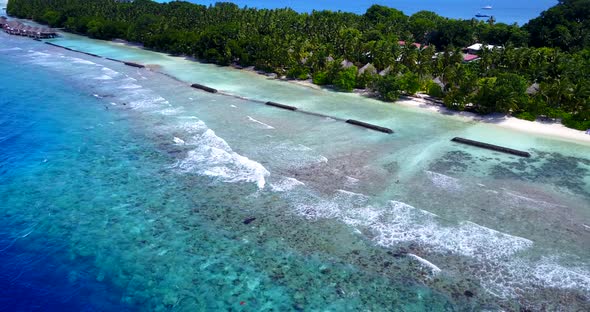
427 82 444 98
376 74 403 102
7 0 590 130
472 74 528 114
525 0 590 51
333 66 358 91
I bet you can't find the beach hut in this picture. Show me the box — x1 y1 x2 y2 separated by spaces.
341 59 354 69
358 63 377 75
379 66 392 76
526 83 540 95
433 77 445 89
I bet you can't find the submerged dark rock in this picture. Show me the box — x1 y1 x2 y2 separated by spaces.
243 217 256 225
387 249 407 258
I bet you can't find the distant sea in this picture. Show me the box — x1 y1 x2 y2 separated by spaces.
156 0 557 25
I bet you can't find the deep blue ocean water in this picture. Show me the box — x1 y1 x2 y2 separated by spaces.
171 0 558 25
0 53 134 311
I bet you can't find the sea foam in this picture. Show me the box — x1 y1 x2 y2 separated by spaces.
270 177 305 192
281 188 587 296
425 170 461 192
247 116 274 129
175 128 269 189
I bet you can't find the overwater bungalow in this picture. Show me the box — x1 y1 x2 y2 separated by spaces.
2 19 57 39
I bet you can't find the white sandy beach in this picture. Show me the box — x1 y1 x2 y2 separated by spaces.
397 96 590 145
284 77 590 145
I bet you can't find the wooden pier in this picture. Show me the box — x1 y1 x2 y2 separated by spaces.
0 17 57 39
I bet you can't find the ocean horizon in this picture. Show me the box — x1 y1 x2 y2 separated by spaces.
156 0 558 25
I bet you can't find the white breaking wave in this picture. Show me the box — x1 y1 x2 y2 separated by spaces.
94 74 113 80
425 170 461 191
125 93 168 110
347 200 532 261
270 177 305 192
12 44 268 190
175 128 269 189
408 253 442 274
345 176 360 185
159 107 183 116
173 137 185 145
0 47 22 51
247 116 274 129
101 67 120 77
531 257 590 292
501 189 565 210
25 51 50 57
69 57 96 65
282 188 590 299
118 83 142 90
269 142 328 167
477 255 590 299
274 142 312 152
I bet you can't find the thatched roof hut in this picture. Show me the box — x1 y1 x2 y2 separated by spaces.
379 66 392 76
341 59 354 69
526 83 540 95
433 77 445 88
358 63 377 75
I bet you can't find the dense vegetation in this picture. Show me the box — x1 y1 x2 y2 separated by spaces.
7 0 590 130
525 0 590 51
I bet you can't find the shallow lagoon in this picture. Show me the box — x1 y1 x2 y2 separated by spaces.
0 29 589 310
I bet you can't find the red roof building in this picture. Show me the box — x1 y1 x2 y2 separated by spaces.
398 41 427 49
463 53 480 62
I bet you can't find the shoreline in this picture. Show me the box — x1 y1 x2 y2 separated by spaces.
283 77 590 145
36 31 590 145
112 39 590 145
395 96 590 145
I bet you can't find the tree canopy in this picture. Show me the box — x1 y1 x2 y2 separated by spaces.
525 0 590 51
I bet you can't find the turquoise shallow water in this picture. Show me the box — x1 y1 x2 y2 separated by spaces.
1 24 590 311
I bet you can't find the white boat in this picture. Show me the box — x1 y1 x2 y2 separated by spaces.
482 5 493 9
